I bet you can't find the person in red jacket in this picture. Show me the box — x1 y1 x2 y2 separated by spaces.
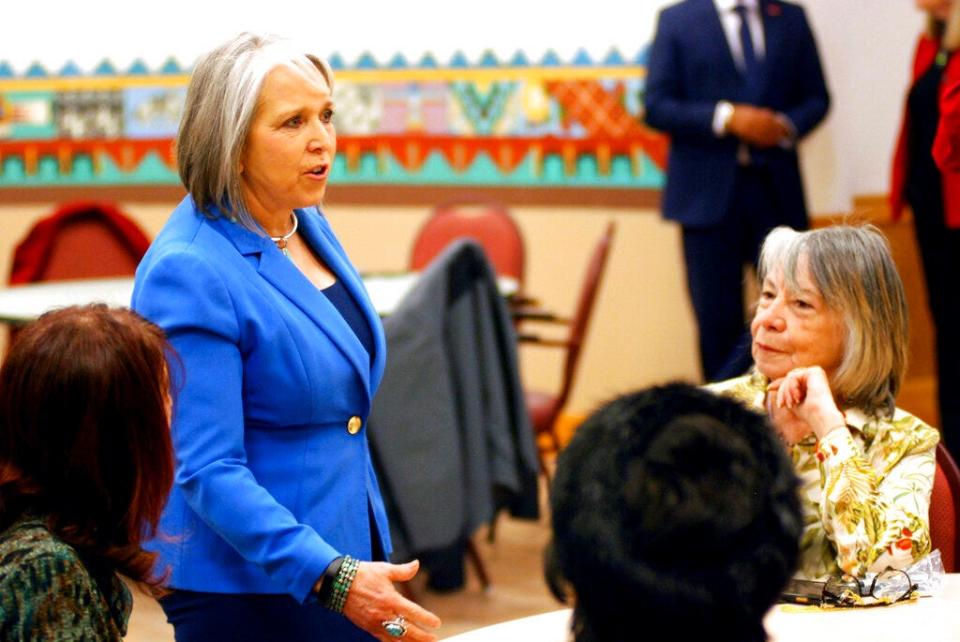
934 71 960 170
891 0 960 460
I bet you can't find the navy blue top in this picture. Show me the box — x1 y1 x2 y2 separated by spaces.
322 279 375 362
906 51 946 213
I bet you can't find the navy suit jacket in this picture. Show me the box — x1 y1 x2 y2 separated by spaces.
644 0 829 228
132 197 390 612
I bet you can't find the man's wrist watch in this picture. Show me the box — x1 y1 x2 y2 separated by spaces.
719 100 734 134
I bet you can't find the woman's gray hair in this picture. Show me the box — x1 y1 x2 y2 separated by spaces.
176 32 333 234
757 224 909 416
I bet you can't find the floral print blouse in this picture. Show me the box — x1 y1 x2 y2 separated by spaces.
708 372 940 580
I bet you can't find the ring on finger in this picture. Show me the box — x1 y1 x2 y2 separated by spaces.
382 614 407 638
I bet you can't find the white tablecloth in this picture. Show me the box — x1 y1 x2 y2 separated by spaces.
0 274 519 324
443 574 960 642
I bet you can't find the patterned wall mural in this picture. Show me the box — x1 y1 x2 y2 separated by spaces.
0 50 666 190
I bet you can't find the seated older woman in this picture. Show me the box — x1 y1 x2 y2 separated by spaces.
709 224 939 580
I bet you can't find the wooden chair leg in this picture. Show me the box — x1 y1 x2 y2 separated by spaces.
546 426 562 453
466 537 491 591
537 444 553 487
535 418 561 485
487 510 500 543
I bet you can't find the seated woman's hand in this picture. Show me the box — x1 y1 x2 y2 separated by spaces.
343 560 441 641
767 366 847 444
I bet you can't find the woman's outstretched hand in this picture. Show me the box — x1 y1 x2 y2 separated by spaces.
766 366 847 446
343 559 441 642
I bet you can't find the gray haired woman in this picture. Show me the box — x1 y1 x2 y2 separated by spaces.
709 224 939 581
133 32 440 642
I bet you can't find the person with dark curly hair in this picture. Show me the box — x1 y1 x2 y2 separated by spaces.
0 304 176 640
546 383 802 642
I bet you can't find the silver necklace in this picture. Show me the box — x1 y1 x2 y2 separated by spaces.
269 213 298 257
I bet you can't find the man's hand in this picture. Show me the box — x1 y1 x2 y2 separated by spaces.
726 104 791 147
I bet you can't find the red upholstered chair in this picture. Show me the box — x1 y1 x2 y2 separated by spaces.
10 201 150 284
520 222 616 481
931 442 960 572
6 201 151 347
410 200 525 287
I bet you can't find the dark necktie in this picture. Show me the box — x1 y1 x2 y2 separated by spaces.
734 3 759 78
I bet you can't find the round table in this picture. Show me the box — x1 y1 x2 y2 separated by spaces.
0 274 519 324
442 574 960 641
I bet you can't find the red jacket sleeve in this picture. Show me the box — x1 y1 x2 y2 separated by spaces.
934 54 960 173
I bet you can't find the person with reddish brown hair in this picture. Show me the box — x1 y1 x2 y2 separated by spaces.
0 304 175 641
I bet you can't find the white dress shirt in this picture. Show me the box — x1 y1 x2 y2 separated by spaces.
710 0 794 149
712 0 766 136
714 0 766 71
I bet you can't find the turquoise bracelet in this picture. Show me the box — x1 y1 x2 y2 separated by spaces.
326 555 359 614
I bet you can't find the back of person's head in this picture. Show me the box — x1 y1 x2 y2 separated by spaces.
547 383 802 642
0 304 175 587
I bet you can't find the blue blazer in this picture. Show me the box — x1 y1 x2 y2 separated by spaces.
132 196 391 605
644 0 829 228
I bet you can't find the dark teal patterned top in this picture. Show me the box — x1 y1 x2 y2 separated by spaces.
0 515 131 641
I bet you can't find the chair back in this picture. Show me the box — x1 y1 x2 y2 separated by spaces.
410 200 525 285
10 201 151 284
556 221 616 411
931 442 960 572
6 202 150 350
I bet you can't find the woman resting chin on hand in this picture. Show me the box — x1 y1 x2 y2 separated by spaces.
766 366 847 447
707 224 940 581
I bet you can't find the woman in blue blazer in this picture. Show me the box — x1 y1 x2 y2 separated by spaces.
132 33 440 642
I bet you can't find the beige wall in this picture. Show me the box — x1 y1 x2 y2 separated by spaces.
324 203 702 414
0 0 934 422
0 201 701 417
0 1 931 420
328 201 700 413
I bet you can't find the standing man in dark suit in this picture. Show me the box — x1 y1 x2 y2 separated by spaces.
644 0 829 382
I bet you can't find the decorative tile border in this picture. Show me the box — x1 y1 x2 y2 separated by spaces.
0 49 665 190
